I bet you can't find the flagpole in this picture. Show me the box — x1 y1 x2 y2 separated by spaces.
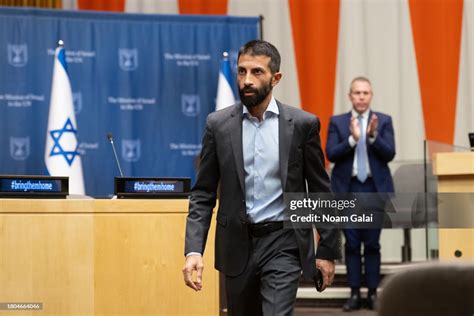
44 40 85 195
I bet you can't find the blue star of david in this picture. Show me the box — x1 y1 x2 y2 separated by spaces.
49 117 79 166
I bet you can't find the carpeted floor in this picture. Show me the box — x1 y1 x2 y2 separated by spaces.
295 307 377 315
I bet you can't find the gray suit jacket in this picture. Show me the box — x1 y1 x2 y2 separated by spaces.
185 101 341 279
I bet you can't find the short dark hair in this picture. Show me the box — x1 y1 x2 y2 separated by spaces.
238 39 281 74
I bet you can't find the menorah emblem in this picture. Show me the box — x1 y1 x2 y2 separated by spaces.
119 48 138 71
7 44 28 67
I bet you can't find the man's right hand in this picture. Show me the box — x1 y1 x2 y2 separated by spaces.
182 255 204 291
350 116 361 142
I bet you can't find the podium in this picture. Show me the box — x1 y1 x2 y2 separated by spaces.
433 152 474 260
0 199 219 315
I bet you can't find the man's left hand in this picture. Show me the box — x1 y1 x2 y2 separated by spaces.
367 113 378 137
316 259 335 291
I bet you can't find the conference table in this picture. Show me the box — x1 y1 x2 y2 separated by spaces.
0 199 219 316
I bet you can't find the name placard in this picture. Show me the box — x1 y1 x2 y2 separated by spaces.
0 175 68 198
115 177 190 199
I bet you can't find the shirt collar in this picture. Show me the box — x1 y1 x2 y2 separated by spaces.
243 96 279 119
351 108 370 119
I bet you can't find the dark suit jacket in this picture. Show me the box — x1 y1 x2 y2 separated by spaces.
185 101 341 279
326 111 395 193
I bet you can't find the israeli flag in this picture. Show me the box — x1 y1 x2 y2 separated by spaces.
44 41 85 195
215 52 236 111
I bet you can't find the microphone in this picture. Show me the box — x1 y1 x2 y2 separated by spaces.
106 132 124 177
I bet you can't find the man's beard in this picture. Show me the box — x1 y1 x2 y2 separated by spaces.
238 80 273 108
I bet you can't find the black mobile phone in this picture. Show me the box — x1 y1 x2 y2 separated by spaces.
314 268 324 292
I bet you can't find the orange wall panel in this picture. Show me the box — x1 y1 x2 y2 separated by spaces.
78 0 125 11
178 0 228 15
409 0 463 144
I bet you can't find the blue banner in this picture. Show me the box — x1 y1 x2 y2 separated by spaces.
0 7 259 196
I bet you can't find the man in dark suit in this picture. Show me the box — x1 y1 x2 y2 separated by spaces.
182 40 341 315
326 77 395 311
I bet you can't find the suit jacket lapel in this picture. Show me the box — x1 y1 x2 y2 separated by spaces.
278 101 294 191
344 111 352 138
229 104 245 194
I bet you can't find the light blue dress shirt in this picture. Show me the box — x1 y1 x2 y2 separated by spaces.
242 97 285 223
348 109 374 177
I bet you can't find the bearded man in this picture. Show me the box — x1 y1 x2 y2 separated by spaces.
183 39 341 316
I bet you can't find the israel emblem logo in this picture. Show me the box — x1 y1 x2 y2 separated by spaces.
7 44 28 67
122 139 141 162
73 92 82 115
10 137 30 161
119 48 138 71
181 94 201 117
